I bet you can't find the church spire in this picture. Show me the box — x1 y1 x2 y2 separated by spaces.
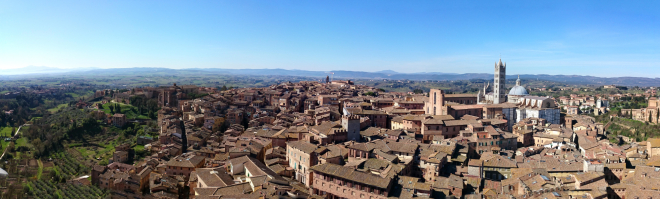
516 75 521 86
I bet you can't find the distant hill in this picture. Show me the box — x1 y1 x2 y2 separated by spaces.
187 68 660 87
0 66 97 75
376 70 399 74
3 67 660 87
0 66 69 75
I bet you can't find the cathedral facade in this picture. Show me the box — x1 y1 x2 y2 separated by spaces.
477 59 561 128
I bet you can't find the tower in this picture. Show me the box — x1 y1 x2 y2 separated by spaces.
342 115 361 141
493 59 506 104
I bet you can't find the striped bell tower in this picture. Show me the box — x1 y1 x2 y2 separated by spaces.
493 59 506 104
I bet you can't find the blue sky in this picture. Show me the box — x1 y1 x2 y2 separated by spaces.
1 1 659 77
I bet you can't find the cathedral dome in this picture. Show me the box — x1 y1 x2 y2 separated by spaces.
509 76 528 96
509 85 529 96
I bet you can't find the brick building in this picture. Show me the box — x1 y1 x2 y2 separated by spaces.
286 141 319 187
165 153 205 178
310 163 393 199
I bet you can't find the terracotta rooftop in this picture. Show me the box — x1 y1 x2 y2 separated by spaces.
166 154 205 168
287 140 319 154
310 163 393 189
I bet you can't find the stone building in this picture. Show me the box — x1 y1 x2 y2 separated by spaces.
112 113 126 127
647 138 660 158
516 96 561 124
341 115 361 142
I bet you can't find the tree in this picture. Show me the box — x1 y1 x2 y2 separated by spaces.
109 104 115 114
99 159 109 166
11 127 15 137
148 110 155 119
221 85 228 91
241 115 249 129
115 104 121 113
31 138 43 156
8 142 15 153
212 117 226 133
131 107 137 116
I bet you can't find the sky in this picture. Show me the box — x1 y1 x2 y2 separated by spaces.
0 1 659 77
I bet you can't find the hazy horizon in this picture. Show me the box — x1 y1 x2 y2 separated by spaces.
1 1 659 77
3 66 659 79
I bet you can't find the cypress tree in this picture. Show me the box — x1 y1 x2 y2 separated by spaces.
180 120 187 153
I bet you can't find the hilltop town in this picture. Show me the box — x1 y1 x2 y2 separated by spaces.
50 60 650 199
1 61 660 199
1 1 658 198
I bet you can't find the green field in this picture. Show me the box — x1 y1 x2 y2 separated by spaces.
0 127 13 137
30 117 42 122
0 140 9 150
66 93 81 98
0 126 18 149
37 160 44 180
99 102 150 119
76 147 97 159
15 137 28 147
48 103 69 113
